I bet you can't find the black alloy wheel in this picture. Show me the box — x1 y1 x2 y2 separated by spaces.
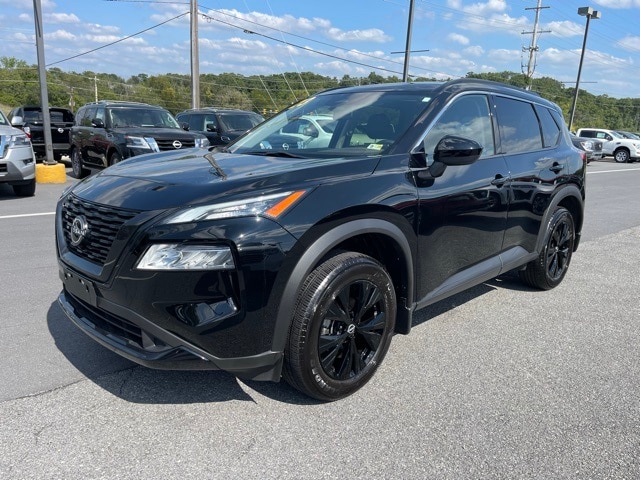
284 252 396 401
519 207 575 290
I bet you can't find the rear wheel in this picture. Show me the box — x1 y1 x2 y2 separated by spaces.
283 252 396 401
519 207 575 290
71 148 89 178
13 179 36 197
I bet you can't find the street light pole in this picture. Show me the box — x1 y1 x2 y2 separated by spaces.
568 6 600 132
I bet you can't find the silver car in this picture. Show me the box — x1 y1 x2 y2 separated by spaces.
0 110 36 196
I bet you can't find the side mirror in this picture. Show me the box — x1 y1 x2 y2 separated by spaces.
434 135 483 166
92 118 105 128
303 127 318 138
11 115 24 127
181 122 190 131
206 123 218 133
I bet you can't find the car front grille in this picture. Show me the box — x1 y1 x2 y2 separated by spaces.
61 194 140 265
155 138 196 150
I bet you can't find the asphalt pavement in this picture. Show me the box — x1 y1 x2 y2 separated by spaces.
0 160 638 479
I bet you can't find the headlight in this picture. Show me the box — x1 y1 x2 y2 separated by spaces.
163 190 306 224
136 244 235 270
8 133 31 148
580 140 594 150
125 136 159 151
195 137 210 148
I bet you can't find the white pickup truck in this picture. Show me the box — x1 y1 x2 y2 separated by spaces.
576 127 640 163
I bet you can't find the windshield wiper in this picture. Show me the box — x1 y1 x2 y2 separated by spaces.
242 150 306 158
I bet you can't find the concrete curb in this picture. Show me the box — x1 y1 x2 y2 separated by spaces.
35 163 67 184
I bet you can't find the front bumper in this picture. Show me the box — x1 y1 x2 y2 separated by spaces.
58 287 283 381
0 145 35 183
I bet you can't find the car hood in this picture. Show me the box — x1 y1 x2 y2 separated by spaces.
0 124 28 136
69 148 379 211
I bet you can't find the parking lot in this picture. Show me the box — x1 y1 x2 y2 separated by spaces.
1 159 639 479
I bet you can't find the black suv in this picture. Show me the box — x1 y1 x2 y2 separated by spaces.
175 108 264 145
8 105 74 161
56 80 585 401
69 101 209 178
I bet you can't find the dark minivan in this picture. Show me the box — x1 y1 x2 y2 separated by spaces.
56 79 585 401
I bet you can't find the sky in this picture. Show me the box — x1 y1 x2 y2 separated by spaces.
0 0 639 99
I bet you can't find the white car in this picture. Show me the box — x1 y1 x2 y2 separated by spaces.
279 115 336 148
575 127 640 163
0 110 36 196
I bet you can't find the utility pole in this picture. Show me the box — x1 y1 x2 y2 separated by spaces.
522 0 550 90
190 0 200 108
402 0 415 82
33 0 54 164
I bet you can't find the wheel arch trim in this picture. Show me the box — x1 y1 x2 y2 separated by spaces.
535 183 584 253
270 218 415 353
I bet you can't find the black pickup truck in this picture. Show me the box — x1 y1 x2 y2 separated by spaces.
8 106 74 161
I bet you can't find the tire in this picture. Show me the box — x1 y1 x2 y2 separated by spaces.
109 151 122 166
283 252 396 401
519 207 575 290
13 179 36 197
614 148 630 163
71 148 89 178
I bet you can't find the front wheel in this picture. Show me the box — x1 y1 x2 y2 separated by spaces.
519 207 575 290
283 252 396 401
13 179 36 197
614 148 630 163
109 151 122 166
71 148 89 178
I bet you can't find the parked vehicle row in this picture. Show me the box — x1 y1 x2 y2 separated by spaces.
576 127 640 163
56 78 585 401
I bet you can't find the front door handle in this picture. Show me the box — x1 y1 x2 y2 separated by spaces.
491 174 507 186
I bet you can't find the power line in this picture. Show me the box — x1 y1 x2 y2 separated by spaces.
46 11 190 68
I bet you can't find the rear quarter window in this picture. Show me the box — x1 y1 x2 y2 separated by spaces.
535 105 561 148
495 97 543 154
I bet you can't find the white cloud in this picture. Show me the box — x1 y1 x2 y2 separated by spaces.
463 45 485 56
44 13 80 24
326 27 391 43
448 33 470 45
546 20 584 38
594 0 640 8
618 35 640 52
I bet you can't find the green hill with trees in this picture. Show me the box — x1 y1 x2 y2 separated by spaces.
2 56 639 132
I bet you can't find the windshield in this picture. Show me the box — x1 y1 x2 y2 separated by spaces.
109 108 180 129
228 90 432 157
218 113 264 131
0 111 8 125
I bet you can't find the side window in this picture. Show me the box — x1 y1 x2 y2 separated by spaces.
202 115 218 131
95 107 105 124
595 132 607 140
535 105 561 148
82 107 97 127
423 94 495 159
495 96 543 154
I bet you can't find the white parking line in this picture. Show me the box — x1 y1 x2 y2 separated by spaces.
0 212 55 220
587 167 640 174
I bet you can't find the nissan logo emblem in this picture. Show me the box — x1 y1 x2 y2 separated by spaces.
172 140 183 149
70 215 89 246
